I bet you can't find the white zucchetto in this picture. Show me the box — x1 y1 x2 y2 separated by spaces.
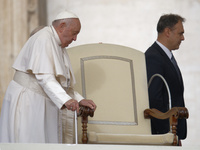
54 11 78 21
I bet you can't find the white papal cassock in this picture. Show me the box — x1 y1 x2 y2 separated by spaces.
0 26 84 143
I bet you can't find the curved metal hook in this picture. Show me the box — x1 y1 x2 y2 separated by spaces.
148 74 172 110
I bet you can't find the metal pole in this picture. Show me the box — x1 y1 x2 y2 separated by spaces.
75 110 78 144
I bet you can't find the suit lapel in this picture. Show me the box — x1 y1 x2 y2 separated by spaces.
153 42 184 89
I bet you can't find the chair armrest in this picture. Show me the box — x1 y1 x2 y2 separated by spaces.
144 107 189 146
144 107 188 119
78 106 94 144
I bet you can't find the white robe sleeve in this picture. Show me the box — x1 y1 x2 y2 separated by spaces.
35 74 72 109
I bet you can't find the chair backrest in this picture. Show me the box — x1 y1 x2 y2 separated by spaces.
67 43 151 142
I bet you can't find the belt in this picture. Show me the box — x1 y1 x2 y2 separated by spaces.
13 71 48 98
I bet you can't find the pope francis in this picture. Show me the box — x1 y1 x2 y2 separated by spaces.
0 11 96 143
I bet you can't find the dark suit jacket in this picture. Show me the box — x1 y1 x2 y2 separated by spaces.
145 42 187 140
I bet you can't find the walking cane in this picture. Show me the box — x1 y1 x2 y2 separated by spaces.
75 110 78 144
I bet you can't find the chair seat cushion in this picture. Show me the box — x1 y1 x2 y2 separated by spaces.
88 132 176 145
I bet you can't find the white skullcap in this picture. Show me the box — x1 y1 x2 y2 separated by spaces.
54 11 78 21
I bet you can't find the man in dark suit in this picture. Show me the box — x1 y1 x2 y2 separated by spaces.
145 14 187 145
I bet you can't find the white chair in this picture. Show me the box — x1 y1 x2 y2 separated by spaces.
67 43 188 146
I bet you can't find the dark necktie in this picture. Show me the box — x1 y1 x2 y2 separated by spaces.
171 54 181 81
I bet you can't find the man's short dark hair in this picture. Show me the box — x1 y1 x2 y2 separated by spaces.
157 14 185 33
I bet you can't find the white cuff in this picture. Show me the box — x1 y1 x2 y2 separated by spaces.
74 91 84 102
